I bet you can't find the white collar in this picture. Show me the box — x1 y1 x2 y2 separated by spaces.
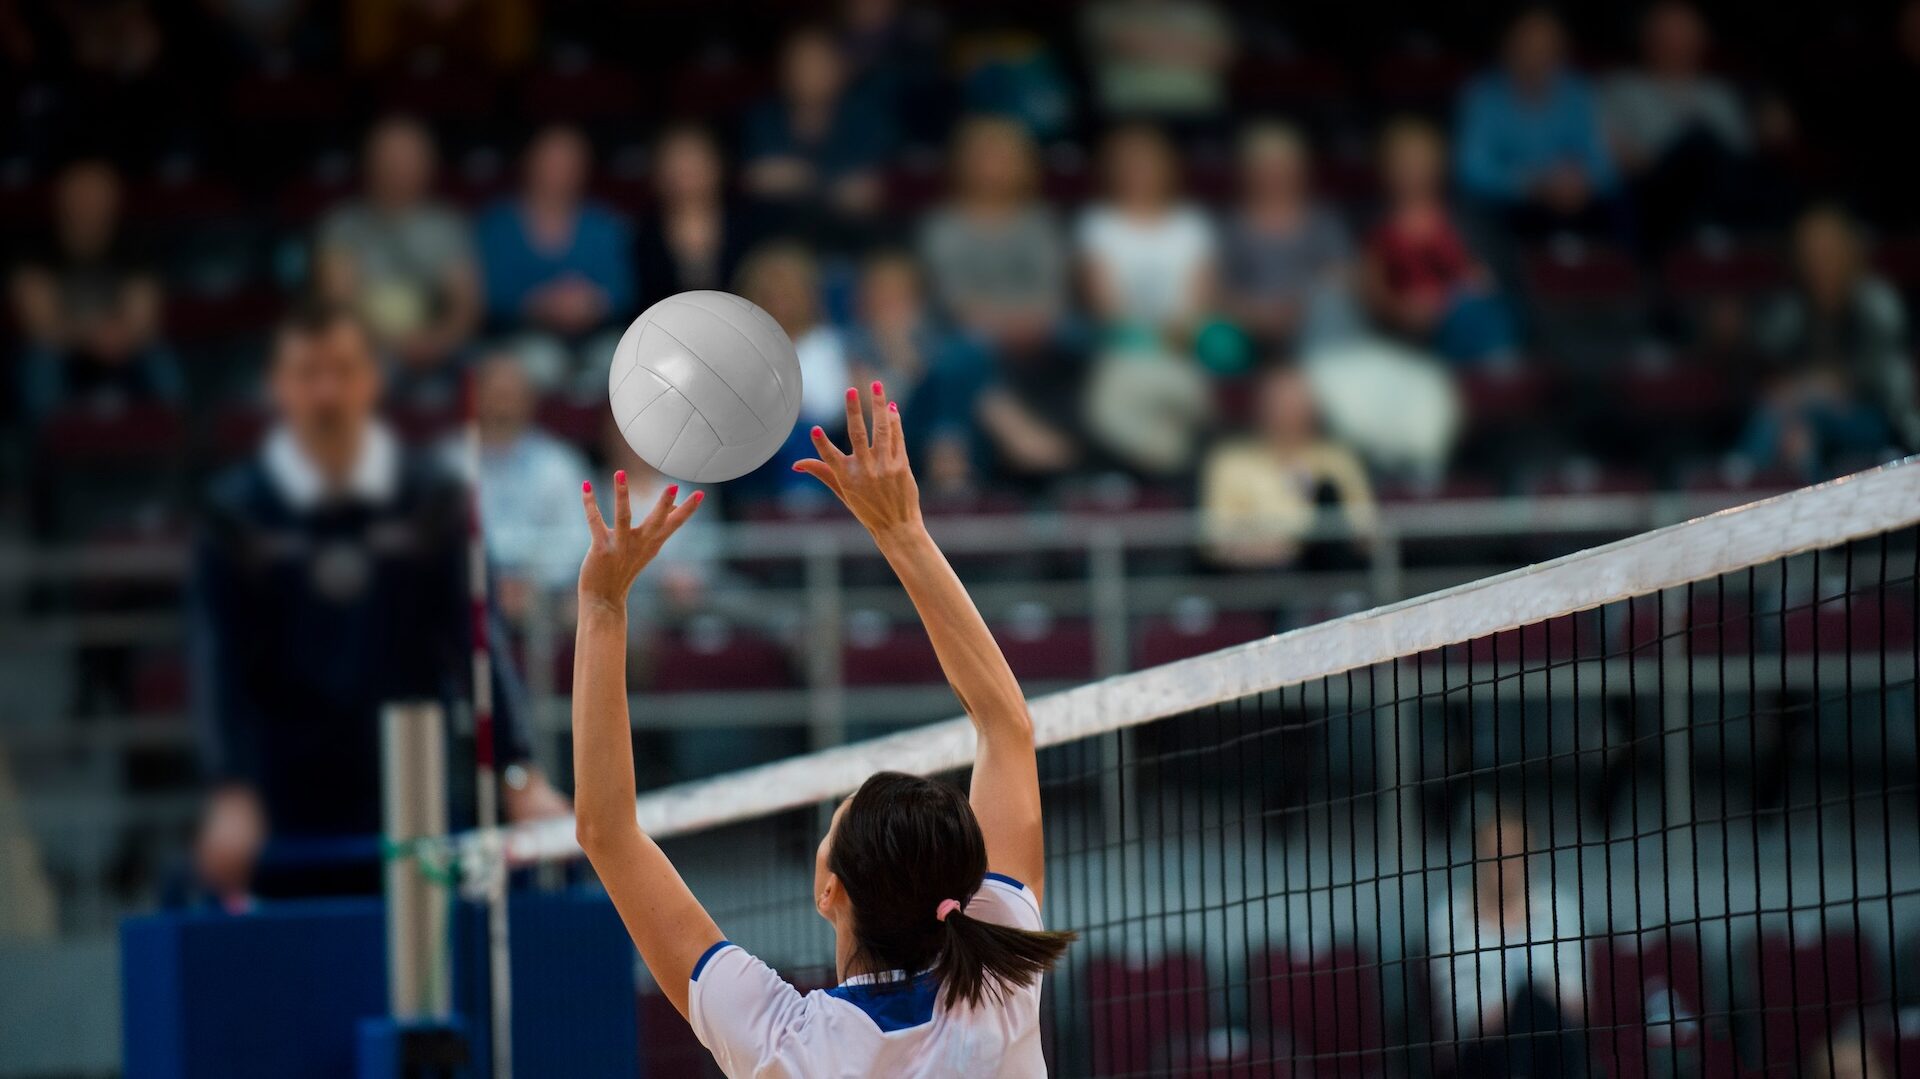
838 967 926 988
263 422 401 510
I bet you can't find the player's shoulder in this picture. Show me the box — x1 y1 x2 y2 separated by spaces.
969 872 1043 930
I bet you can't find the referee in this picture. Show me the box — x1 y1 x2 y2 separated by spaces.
187 301 568 904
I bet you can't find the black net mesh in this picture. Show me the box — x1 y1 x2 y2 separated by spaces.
640 525 1920 1078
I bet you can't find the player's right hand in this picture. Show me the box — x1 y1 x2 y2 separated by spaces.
577 470 702 613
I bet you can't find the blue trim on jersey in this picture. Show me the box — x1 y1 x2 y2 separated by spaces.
691 940 734 982
983 872 1027 891
825 972 939 1033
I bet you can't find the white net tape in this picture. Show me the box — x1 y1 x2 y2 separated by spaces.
456 456 1920 879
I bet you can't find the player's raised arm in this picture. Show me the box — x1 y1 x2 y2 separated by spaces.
571 471 719 1020
793 383 1046 901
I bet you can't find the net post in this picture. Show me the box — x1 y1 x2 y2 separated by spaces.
382 700 451 1022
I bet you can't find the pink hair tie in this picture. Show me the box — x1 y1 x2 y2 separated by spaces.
935 898 962 923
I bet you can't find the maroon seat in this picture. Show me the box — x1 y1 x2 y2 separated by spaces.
997 618 1096 683
1258 945 1385 1077
535 397 605 447
651 627 797 694
38 403 187 460
1782 595 1918 654
1134 611 1273 669
1522 245 1640 301
1620 364 1731 417
168 284 282 342
523 67 642 119
1664 244 1789 298
637 991 711 1076
1585 932 1738 1079
843 622 944 686
1085 951 1212 1076
1459 368 1551 422
1750 929 1881 1074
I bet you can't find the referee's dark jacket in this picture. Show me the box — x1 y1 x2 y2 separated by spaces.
189 425 532 850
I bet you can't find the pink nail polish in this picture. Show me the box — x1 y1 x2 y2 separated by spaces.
888 402 899 413
614 469 626 485
665 484 678 497
791 462 805 472
846 387 858 400
582 481 592 493
871 380 884 395
812 425 825 437
690 491 705 502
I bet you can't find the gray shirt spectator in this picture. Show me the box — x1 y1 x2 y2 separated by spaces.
920 205 1069 329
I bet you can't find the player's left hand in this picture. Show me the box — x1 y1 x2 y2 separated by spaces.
577 471 702 612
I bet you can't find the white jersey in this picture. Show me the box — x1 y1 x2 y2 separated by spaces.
688 874 1047 1078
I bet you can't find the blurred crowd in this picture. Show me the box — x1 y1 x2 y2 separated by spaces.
5 0 1920 592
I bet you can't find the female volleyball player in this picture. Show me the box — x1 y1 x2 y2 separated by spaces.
572 381 1073 1077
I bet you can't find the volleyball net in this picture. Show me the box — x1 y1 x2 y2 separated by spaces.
459 458 1920 1077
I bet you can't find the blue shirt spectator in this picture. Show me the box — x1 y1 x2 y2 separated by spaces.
742 26 894 219
476 125 634 336
1455 10 1616 208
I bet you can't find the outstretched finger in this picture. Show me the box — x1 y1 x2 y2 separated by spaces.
791 458 845 498
613 469 632 531
868 381 894 460
882 397 906 463
808 424 847 465
580 480 609 541
638 481 678 535
662 489 706 536
842 386 870 457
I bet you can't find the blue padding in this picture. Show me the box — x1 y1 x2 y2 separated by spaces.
691 940 733 982
122 889 637 1079
983 872 1026 891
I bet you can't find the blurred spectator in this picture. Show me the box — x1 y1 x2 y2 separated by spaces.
919 116 1071 351
1199 363 1374 569
1076 124 1218 476
1077 123 1217 340
188 302 564 905
1805 1025 1891 1079
1456 8 1619 240
315 115 481 406
477 124 632 389
1219 121 1355 353
459 351 590 615
1429 803 1588 1078
742 25 892 227
951 29 1076 143
634 125 759 308
42 0 188 166
1079 0 1233 130
1739 205 1916 478
10 158 180 425
837 0 950 147
1601 1 1752 251
842 250 990 494
735 242 850 487
1361 118 1518 367
346 0 533 71
199 0 314 64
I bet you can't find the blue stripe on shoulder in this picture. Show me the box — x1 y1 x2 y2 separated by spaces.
691 940 734 982
825 973 938 1033
983 872 1027 891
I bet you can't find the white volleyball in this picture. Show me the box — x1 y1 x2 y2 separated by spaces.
606 290 803 483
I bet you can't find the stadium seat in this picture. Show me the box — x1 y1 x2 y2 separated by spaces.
1585 932 1738 1079
1256 945 1386 1077
842 619 944 686
996 615 1096 683
1664 242 1789 299
38 403 187 460
636 990 710 1077
1134 610 1274 669
651 625 799 694
1749 928 1881 1074
523 66 642 120
1085 951 1212 1076
1370 46 1469 110
1782 594 1918 654
1521 244 1641 302
534 396 604 448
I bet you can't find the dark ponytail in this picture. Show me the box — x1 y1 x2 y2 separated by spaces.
828 772 1077 1008
929 901 1077 1008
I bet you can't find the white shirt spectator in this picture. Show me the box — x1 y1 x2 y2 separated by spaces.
1426 877 1586 1042
688 874 1046 1078
448 429 589 591
1076 204 1217 330
1601 72 1749 163
795 324 853 426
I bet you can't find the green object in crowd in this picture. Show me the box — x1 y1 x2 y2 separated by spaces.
1194 320 1253 374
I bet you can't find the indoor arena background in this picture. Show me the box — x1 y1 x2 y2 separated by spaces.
4 0 1920 1075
